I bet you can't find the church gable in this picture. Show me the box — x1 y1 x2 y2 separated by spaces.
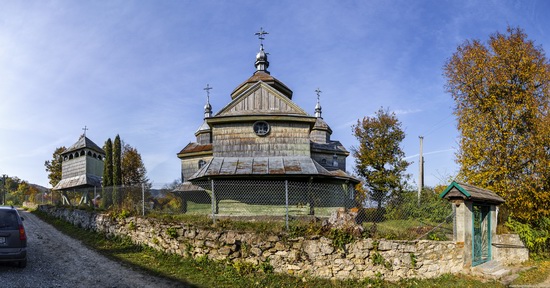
217 82 308 117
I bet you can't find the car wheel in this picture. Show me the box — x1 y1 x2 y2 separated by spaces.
18 259 27 268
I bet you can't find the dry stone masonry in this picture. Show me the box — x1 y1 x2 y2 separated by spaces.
39 206 464 281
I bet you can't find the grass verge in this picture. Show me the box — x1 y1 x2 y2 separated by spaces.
32 209 504 288
511 259 550 286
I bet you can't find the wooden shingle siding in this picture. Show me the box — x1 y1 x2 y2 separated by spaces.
212 122 310 157
181 155 213 182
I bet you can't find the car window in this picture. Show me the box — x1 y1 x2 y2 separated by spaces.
0 210 19 230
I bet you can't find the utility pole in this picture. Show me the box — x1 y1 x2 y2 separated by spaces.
418 136 424 205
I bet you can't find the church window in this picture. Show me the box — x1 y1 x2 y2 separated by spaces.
80 151 85 156
87 151 92 156
98 155 103 161
253 121 270 136
68 155 73 160
198 159 206 169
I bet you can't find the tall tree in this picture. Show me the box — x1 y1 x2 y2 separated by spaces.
44 146 66 187
121 143 148 186
113 135 122 186
352 107 410 210
444 26 550 221
103 138 113 187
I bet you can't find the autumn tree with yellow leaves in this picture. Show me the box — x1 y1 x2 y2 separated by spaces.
444 27 550 222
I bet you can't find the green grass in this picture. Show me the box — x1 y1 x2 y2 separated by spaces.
511 259 550 286
32 209 505 288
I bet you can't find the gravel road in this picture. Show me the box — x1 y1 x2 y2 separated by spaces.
0 209 189 288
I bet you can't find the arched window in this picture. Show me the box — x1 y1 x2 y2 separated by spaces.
198 160 206 169
98 155 103 161
321 159 327 166
80 151 85 156
69 154 73 160
87 151 92 156
74 152 79 158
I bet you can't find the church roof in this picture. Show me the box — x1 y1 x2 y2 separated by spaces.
311 140 349 155
178 142 213 156
231 71 293 100
62 134 105 156
53 174 102 190
312 117 332 133
189 156 358 183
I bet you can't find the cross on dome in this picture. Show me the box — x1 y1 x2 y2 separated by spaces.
203 84 213 118
204 84 213 102
255 27 269 46
315 88 323 118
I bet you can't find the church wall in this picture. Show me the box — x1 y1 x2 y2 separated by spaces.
62 157 87 178
310 129 330 144
196 132 211 145
181 155 213 182
212 121 310 157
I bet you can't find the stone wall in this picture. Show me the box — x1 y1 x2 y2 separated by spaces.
493 234 529 265
38 206 464 281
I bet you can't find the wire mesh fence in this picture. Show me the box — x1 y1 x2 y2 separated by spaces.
43 180 454 240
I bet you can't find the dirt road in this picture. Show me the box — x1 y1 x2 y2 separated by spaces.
0 209 188 287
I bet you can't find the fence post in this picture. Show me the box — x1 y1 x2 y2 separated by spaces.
211 179 216 226
285 180 289 231
142 183 145 216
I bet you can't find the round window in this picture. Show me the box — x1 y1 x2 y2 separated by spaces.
253 121 270 136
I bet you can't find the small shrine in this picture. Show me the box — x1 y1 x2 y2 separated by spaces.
440 181 506 267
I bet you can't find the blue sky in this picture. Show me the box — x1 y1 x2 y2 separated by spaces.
1 0 549 189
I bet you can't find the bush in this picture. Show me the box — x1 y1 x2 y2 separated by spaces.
506 217 550 259
385 189 451 223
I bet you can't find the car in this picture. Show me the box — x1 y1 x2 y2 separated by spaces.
0 206 27 268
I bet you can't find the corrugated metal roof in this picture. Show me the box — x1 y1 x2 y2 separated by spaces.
189 156 358 183
53 174 102 190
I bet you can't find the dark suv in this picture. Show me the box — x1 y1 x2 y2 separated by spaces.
0 206 27 268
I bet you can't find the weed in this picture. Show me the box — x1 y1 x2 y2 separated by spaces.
166 227 178 239
410 253 417 268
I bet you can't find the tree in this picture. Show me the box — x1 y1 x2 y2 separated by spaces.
352 107 410 211
444 26 550 221
103 138 113 187
44 146 66 187
121 143 148 186
113 135 122 186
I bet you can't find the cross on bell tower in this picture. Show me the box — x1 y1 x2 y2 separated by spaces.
82 126 88 136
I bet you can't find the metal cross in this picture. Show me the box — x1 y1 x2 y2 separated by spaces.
255 27 269 45
82 126 88 136
204 84 213 102
315 88 322 102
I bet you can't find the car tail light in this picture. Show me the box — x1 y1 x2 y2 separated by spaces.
19 224 26 241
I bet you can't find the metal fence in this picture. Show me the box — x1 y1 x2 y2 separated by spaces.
43 180 454 240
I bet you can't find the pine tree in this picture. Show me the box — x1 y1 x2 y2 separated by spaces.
103 138 113 187
113 135 122 186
